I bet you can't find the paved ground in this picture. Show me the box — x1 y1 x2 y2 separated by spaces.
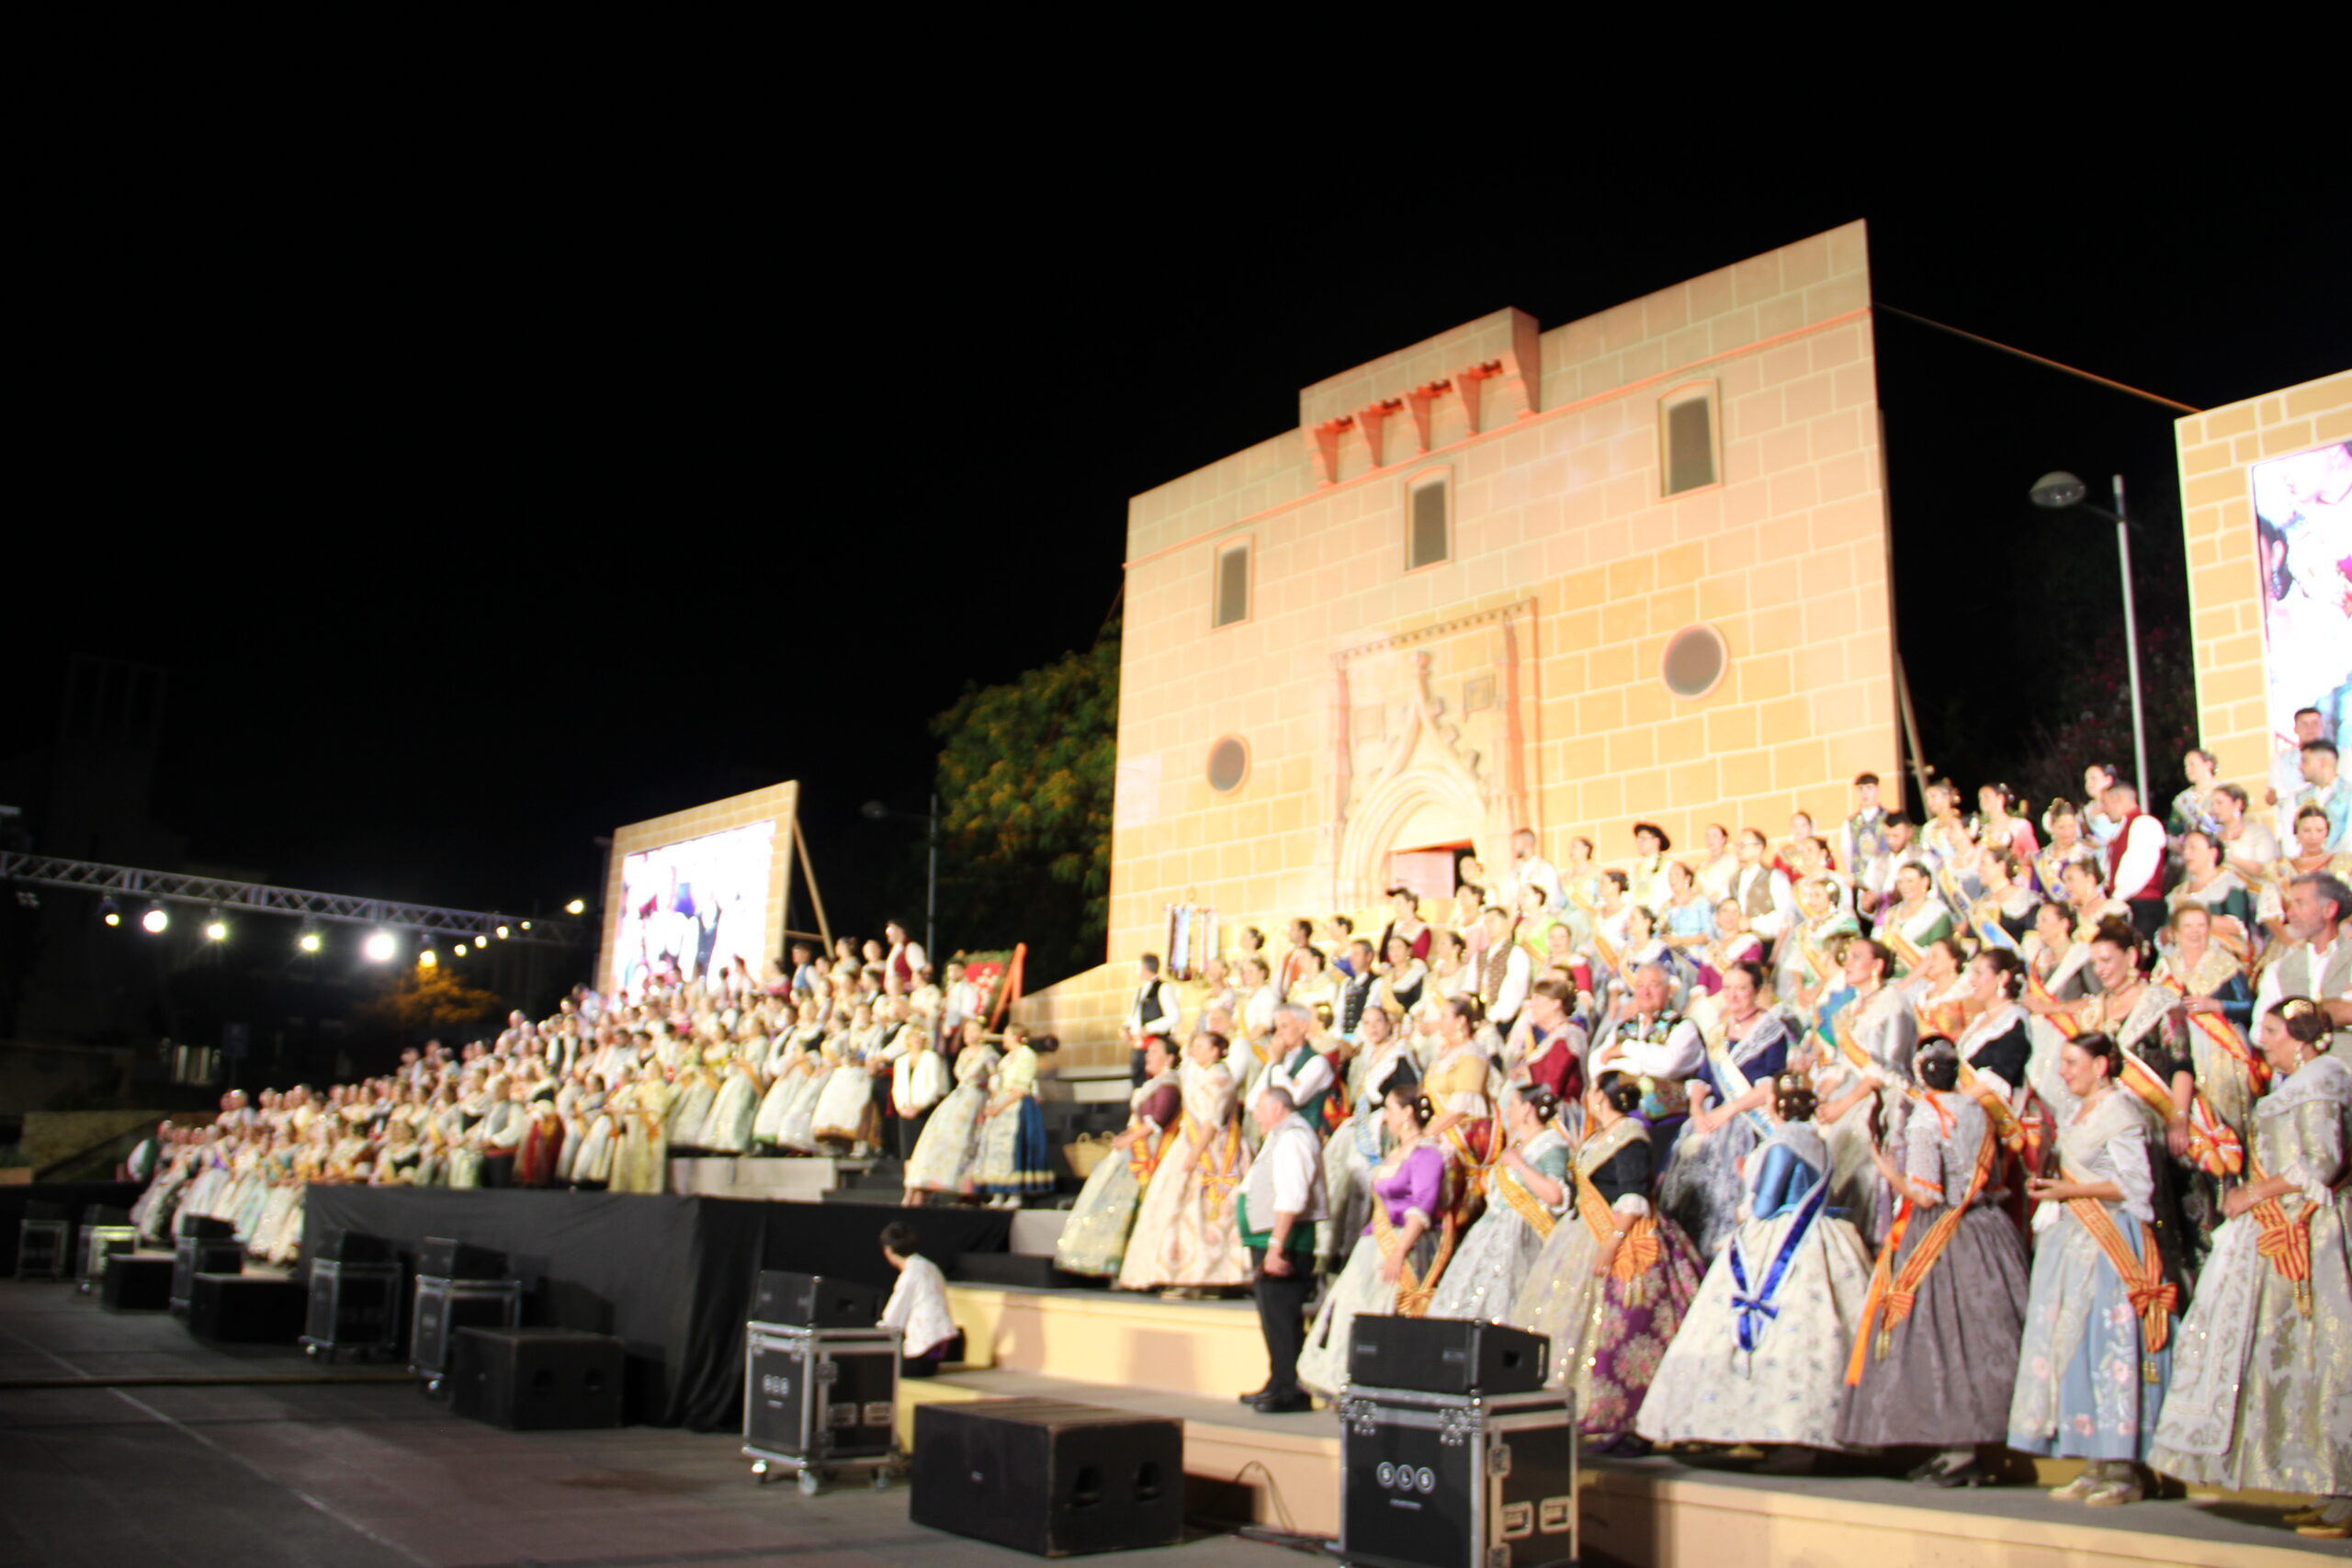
0 1282 1306 1568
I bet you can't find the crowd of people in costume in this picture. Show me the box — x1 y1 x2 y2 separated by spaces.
129 921 1068 1262
1055 737 2350 1537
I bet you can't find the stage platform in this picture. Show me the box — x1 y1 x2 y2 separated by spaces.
925 1283 2341 1566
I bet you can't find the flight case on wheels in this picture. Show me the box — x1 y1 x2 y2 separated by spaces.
1337 1383 1578 1568
742 1324 901 1495
410 1275 524 1396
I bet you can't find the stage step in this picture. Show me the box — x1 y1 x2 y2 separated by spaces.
665 1156 867 1201
942 1283 1268 1401
891 1368 2324 1565
950 1252 1105 1291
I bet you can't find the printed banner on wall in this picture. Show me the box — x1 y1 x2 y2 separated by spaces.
2251 440 2352 748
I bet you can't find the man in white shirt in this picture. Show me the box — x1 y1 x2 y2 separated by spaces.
877 1221 958 1375
1838 773 1891 873
2253 873 2352 1056
1124 953 1182 1087
1509 827 1564 912
1724 828 1797 942
1589 964 1705 1134
1263 1004 1337 1122
2270 706 2330 840
2102 780 2170 942
1237 1087 1329 1413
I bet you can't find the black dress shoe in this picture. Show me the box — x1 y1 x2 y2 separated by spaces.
1236 1385 1271 1405
1250 1390 1314 1414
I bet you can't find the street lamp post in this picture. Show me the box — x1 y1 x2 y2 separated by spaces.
2030 470 2150 797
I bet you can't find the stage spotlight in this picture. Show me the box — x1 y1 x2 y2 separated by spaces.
418 949 438 969
204 917 228 942
99 897 122 927
495 925 510 940
141 904 170 934
299 930 322 953
565 899 585 915
363 931 397 963
520 920 532 931
454 942 469 954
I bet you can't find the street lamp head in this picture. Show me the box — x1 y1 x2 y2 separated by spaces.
861 800 889 821
2030 470 2088 510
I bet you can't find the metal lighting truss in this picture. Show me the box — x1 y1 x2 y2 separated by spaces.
0 852 583 947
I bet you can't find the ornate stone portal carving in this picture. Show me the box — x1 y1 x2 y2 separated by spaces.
1329 601 1535 910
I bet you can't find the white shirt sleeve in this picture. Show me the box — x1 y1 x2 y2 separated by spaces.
1277 1050 1334 1105
1753 870 1797 939
1493 948 1532 1023
2111 816 2164 899
1270 1129 1315 1218
1613 1019 1705 1079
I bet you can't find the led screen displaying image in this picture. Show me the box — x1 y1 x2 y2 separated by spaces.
610 819 775 996
2252 440 2352 745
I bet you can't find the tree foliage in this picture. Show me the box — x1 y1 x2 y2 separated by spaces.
930 620 1118 988
358 964 503 1037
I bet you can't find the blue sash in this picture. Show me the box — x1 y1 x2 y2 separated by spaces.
1725 1168 1829 1365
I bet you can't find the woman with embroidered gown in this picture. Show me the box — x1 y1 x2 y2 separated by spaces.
2007 1031 2182 1507
2151 905 2262 1151
1775 876 1858 1015
2164 830 2253 955
1057 1035 1182 1277
902 1019 998 1199
1429 1084 1571 1321
752 1024 818 1150
1419 997 1501 1236
2034 800 2099 898
1321 1005 1415 1271
2151 998 2352 1540
1640 1073 1876 1466
811 1010 883 1152
1835 1037 2030 1483
974 1026 1056 1206
769 1030 831 1155
1117 1032 1252 1292
1813 938 1919 1246
1974 783 2041 862
1509 1071 1705 1449
1964 846 2038 953
1297 1084 1455 1396
1658 961 1795 1257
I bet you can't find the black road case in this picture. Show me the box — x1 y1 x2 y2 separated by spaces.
742 1324 900 1494
77 1224 141 1293
170 1236 244 1312
1337 1384 1577 1568
301 1258 404 1361
410 1275 523 1394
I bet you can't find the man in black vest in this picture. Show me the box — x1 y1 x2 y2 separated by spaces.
1125 953 1182 1087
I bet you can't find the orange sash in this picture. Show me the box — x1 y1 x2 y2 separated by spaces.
1957 1060 2026 1154
1573 1157 1661 1301
1848 1099 1999 1383
2153 973 2270 1095
2244 1151 2324 1317
1127 1122 1178 1183
2060 1166 2176 1362
1371 1154 1458 1318
2026 964 2082 1038
2108 1023 2245 1179
1491 1158 1560 1240
1186 1112 1244 1219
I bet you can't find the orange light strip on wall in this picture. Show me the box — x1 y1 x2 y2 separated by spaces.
1123 304 1874 572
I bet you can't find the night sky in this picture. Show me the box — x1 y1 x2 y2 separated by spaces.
12 137 2346 959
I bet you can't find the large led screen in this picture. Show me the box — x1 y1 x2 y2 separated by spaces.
2252 440 2352 744
610 819 775 995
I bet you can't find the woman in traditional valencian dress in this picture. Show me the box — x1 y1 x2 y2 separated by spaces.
1835 1038 2030 1485
1297 1084 1455 1396
2035 918 2236 1240
1639 1073 1875 1470
974 1026 1057 1208
1057 1035 1182 1277
2165 829 2253 956
1117 1032 1251 1292
2007 1031 2182 1507
1964 845 2038 953
1658 961 1794 1257
2256 805 2352 948
1814 938 1919 1245
752 1021 819 1152
1902 935 1976 1043
1974 783 2040 862
610 1070 671 1195
1877 863 1955 976
810 1008 882 1153
1509 1071 1704 1450
1419 996 1501 1237
2166 747 2223 840
1776 876 1858 1015
2152 904 2264 1153
2151 998 2352 1540
2033 800 2099 898
1429 1084 1571 1322
903 1019 998 1201
1321 1005 1415 1271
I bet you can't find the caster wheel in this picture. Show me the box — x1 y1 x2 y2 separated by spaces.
797 1469 821 1497
752 1461 770 1486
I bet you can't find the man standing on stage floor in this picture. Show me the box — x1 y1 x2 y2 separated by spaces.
1125 953 1182 1087
1238 1086 1328 1414
2102 778 2169 942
